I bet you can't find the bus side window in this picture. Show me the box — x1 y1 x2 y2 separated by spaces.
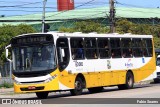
97 38 110 58
70 38 84 60
146 39 153 57
110 38 121 58
56 38 70 71
132 39 143 57
121 38 132 58
84 38 98 59
142 39 148 57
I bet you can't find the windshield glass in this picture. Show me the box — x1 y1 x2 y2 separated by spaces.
13 44 56 72
157 58 160 66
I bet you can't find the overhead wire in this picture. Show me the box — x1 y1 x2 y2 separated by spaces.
115 0 160 15
0 6 56 9
115 0 158 9
0 9 55 13
116 8 160 14
46 0 97 18
0 0 38 3
0 0 110 23
0 1 42 8
46 0 110 19
0 0 110 17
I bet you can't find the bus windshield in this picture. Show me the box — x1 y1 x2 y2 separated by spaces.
13 44 56 72
157 57 160 66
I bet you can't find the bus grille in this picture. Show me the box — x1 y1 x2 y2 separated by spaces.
20 86 44 91
20 80 45 84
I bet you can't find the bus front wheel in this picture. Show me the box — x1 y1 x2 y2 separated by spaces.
70 77 83 96
36 92 49 99
118 72 134 90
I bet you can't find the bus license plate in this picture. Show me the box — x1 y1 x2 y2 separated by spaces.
28 86 36 90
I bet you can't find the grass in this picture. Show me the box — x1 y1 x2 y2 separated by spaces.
0 81 13 88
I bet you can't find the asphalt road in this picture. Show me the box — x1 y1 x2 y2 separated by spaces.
1 83 160 107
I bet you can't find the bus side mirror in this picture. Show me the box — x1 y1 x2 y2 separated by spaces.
5 44 12 62
6 49 9 58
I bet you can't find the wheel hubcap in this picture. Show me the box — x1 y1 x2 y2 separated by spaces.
127 76 133 86
75 81 82 90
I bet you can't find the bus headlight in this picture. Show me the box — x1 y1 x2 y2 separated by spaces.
14 79 21 85
44 74 58 83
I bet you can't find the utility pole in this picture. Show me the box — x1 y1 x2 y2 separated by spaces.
42 0 47 33
109 0 116 33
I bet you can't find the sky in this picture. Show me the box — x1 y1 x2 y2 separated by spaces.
0 0 160 16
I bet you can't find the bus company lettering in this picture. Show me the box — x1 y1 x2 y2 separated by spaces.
74 61 83 67
107 60 111 69
125 59 133 68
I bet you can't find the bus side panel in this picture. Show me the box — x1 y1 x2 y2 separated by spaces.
89 73 99 87
84 72 102 88
85 70 126 88
101 72 111 86
110 71 119 85
109 70 126 86
58 56 155 90
134 57 156 82
117 71 126 85
59 70 76 90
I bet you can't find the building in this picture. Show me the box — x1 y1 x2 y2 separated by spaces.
0 7 160 31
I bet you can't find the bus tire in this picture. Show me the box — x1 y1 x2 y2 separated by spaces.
70 77 83 96
36 92 49 99
118 71 134 90
88 87 104 93
154 78 160 83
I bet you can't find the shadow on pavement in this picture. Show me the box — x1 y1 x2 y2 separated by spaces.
20 83 158 100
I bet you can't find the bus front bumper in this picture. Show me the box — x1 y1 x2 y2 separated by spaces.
14 79 59 93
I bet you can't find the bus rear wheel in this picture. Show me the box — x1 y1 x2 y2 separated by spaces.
88 87 104 93
118 72 134 90
154 78 160 83
36 92 49 99
70 77 83 96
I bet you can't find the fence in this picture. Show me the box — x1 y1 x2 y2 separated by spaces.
0 62 13 84
0 62 10 77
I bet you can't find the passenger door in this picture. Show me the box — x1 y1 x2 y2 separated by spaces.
56 38 70 71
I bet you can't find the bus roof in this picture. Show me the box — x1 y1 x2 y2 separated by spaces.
15 32 153 39
49 32 153 38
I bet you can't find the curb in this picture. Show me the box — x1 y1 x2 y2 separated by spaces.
0 88 14 95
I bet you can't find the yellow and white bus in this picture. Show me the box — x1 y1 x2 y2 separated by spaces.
6 32 156 98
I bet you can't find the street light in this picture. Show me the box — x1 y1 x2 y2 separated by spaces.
42 0 47 33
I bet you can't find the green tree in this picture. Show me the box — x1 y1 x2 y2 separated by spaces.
116 19 160 48
59 21 109 33
131 24 151 35
0 24 36 65
116 19 135 33
154 36 160 48
16 24 36 35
